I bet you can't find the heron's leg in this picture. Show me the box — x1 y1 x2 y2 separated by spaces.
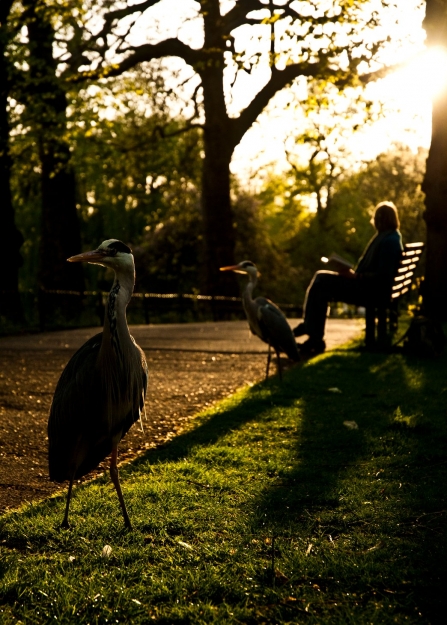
266 344 272 379
275 349 283 382
110 447 132 530
61 476 74 529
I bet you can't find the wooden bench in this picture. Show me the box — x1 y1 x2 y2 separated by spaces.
365 242 425 349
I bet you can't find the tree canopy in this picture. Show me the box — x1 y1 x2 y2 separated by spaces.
34 0 395 294
1 1 434 328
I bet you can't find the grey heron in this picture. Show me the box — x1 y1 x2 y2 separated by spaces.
220 261 300 380
48 239 148 529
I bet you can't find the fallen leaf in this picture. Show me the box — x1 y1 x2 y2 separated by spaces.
178 540 193 550
305 543 313 556
367 542 383 552
274 569 289 585
328 387 342 393
101 545 112 558
343 420 359 430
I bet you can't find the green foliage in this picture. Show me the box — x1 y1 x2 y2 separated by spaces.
8 125 42 291
255 144 427 304
232 188 301 305
1 343 446 623
337 144 427 245
5 1 422 309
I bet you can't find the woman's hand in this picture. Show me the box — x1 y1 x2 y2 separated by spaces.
338 267 356 278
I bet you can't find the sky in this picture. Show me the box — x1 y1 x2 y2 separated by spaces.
119 0 447 184
229 1 447 183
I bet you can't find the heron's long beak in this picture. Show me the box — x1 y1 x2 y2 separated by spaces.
220 265 260 276
220 265 245 274
67 249 108 263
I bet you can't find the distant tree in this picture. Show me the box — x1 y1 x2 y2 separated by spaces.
55 0 394 294
256 144 427 303
421 0 447 319
71 78 203 246
69 81 204 293
0 0 24 321
20 0 84 302
345 145 427 245
231 187 299 304
284 82 375 229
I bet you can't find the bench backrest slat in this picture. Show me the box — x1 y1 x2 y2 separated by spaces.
391 242 424 301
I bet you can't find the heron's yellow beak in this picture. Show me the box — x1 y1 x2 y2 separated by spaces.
219 265 260 276
219 265 239 272
220 265 249 275
67 249 108 263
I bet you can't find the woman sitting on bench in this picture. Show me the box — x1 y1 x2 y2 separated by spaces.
294 201 403 356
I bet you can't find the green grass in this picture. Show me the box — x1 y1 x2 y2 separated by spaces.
1 342 447 624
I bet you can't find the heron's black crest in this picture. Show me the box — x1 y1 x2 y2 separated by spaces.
241 261 256 269
107 241 132 255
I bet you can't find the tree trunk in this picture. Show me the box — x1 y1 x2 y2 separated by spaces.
201 80 237 295
25 1 83 322
0 1 24 322
421 0 447 320
200 1 237 296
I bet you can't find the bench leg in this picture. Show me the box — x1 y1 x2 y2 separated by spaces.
389 300 399 334
377 305 388 347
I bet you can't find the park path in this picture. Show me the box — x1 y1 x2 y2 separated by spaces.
0 318 362 513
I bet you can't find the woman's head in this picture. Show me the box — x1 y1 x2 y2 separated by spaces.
373 201 400 232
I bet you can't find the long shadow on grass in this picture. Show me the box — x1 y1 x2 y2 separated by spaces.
130 375 300 468
249 348 447 623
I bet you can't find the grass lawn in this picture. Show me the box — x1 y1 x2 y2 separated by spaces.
1 340 446 624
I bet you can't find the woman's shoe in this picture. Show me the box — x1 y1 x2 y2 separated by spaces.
292 322 308 337
298 337 326 356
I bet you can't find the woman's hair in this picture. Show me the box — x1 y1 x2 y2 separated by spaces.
373 201 400 232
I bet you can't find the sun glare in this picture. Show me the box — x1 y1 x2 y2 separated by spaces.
394 46 447 100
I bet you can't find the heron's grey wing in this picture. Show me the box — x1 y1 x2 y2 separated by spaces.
119 340 149 440
48 333 103 481
133 341 148 411
256 299 300 360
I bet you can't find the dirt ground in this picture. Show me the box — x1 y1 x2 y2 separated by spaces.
0 319 361 514
0 348 269 514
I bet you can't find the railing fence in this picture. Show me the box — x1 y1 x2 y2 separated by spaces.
4 288 303 331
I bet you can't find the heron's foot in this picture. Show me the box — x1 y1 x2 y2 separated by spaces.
293 322 308 337
298 338 326 358
60 519 71 530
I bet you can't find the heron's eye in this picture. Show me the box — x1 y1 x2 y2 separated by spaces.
108 240 132 254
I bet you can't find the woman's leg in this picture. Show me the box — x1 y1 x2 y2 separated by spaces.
302 271 362 341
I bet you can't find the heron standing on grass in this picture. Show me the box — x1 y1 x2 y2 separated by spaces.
220 261 300 380
48 239 148 529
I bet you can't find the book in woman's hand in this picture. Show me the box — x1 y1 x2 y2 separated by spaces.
321 253 354 274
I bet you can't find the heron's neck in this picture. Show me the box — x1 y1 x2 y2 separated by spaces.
242 273 257 310
102 266 135 353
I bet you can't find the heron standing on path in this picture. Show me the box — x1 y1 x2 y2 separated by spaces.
220 261 300 380
48 240 148 530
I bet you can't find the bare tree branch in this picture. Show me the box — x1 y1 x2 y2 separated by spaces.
94 0 161 44
154 121 203 140
74 38 204 81
222 0 265 34
230 61 325 149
